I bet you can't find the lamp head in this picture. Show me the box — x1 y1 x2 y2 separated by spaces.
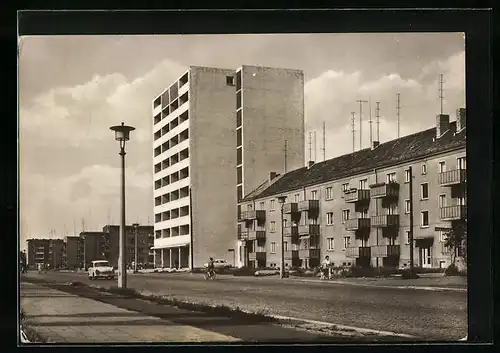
110 122 135 142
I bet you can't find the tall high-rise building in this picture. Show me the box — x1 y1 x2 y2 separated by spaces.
151 66 305 269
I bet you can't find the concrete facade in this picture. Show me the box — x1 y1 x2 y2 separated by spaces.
152 66 305 269
26 238 65 269
102 225 154 268
63 236 81 269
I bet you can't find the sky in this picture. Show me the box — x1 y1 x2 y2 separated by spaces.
18 33 465 246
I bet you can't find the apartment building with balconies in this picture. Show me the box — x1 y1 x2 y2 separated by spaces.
26 238 64 269
239 108 466 270
152 66 304 269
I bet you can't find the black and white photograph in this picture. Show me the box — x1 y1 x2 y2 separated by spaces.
17 11 480 345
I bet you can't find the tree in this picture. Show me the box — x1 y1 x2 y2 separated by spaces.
444 220 467 266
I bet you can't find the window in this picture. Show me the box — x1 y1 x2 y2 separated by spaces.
438 231 447 243
405 231 410 244
236 91 242 109
237 166 242 184
270 221 276 232
359 179 368 189
283 218 288 228
226 76 235 86
386 172 396 183
270 242 277 253
236 110 242 128
457 156 466 170
284 241 288 251
237 185 242 201
421 164 427 175
387 204 397 215
310 190 318 200
341 210 350 223
404 200 411 214
259 202 265 210
438 161 446 173
326 212 334 225
325 187 333 200
247 204 253 211
343 236 351 250
405 169 411 183
341 183 349 193
237 128 242 147
438 194 446 208
327 238 335 251
237 148 242 165
294 194 300 202
421 183 429 200
420 211 429 227
270 199 276 211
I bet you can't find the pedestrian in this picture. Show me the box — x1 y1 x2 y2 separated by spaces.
321 255 331 280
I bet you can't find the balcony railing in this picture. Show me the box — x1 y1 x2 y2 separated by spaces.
248 251 266 262
298 248 320 259
284 250 299 260
438 169 467 186
344 189 371 203
371 215 400 228
248 230 266 240
440 205 467 221
371 245 400 257
370 182 400 198
345 246 371 258
283 225 298 237
240 210 266 221
238 229 249 240
298 224 320 236
297 200 320 212
345 218 371 231
283 203 299 214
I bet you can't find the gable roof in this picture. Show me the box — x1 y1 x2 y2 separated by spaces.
242 121 466 201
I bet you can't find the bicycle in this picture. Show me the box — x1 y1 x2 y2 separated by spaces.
204 269 216 280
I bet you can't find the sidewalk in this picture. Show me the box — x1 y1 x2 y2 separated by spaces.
20 282 240 343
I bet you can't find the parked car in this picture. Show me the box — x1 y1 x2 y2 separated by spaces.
203 259 232 269
88 260 115 280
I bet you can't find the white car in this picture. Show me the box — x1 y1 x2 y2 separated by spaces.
88 260 115 280
203 259 232 269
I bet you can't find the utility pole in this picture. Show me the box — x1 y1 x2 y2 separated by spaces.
369 97 373 146
322 122 326 161
396 93 401 138
408 166 416 277
376 102 381 141
439 74 444 114
284 140 288 173
351 112 356 152
356 100 368 150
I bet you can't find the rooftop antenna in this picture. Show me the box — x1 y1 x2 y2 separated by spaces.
107 206 111 226
284 139 288 173
376 102 381 141
356 100 368 150
351 111 356 152
73 219 76 236
308 132 312 162
396 93 401 138
81 218 85 233
369 97 373 145
314 131 317 162
322 122 326 161
439 74 444 114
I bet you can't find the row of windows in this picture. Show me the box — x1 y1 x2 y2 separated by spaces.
154 91 189 125
154 225 190 239
153 72 189 110
155 205 190 223
154 186 190 206
154 110 189 141
154 148 189 174
154 167 189 190
154 128 189 157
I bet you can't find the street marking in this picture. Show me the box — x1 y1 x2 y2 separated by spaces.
271 315 418 339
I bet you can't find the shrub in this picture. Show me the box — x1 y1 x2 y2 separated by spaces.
444 263 459 276
107 286 139 297
232 267 257 276
401 269 420 279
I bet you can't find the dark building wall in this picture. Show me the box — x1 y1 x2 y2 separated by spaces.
103 225 154 267
63 236 81 269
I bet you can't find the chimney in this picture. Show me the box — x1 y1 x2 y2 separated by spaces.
371 141 380 150
307 161 315 169
269 172 279 182
456 108 466 131
436 114 450 138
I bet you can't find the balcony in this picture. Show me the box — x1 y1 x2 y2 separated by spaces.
371 215 400 228
298 224 320 236
345 246 371 258
297 200 320 212
249 251 266 262
440 205 467 221
238 229 249 240
284 250 299 260
298 249 320 259
438 169 467 187
345 218 371 231
248 230 266 240
241 210 266 221
344 189 370 203
283 225 298 237
370 182 400 199
371 245 400 257
283 203 299 214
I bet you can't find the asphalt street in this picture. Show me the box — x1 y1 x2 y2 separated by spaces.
24 271 467 341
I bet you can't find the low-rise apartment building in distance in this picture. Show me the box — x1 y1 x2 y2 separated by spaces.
102 225 154 268
151 65 305 269
62 235 82 269
239 109 466 270
26 238 65 269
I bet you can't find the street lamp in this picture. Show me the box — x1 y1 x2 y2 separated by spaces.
277 196 287 279
110 122 135 289
132 223 139 273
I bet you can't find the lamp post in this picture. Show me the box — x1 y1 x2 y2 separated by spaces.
277 196 287 279
132 223 139 273
110 122 135 289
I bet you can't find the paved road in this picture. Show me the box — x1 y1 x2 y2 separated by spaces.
24 271 467 341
